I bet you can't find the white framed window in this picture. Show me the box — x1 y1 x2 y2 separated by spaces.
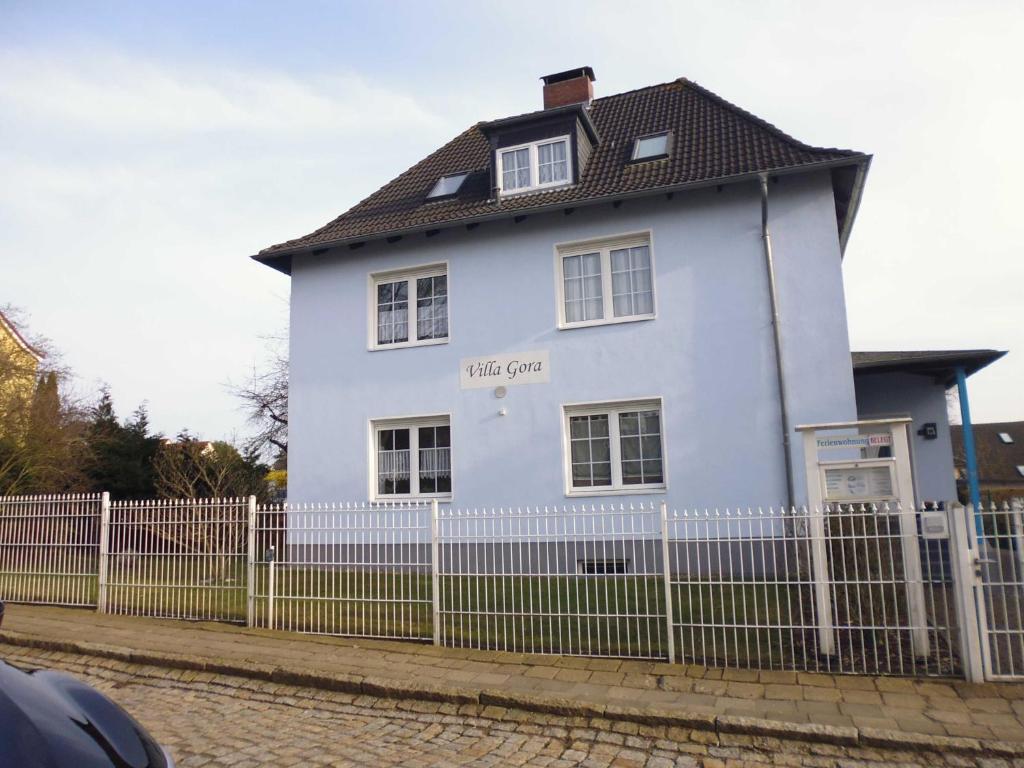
368 263 449 350
498 136 571 194
555 233 656 328
562 399 666 496
371 415 452 499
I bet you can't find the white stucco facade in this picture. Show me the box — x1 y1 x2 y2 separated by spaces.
286 170 860 507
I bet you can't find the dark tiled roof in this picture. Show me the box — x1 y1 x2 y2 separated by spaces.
951 422 1024 486
852 350 1006 384
256 78 869 270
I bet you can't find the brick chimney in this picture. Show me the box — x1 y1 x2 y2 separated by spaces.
541 67 596 110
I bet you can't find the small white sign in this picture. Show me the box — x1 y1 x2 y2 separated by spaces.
460 351 551 390
824 465 895 501
920 511 949 540
816 434 892 451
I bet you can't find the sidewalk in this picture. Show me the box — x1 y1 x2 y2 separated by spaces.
2 604 1023 747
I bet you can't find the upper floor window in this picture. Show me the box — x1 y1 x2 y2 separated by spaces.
556 234 656 328
498 136 571 194
632 131 671 161
370 263 448 350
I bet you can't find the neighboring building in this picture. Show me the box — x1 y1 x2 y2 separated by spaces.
951 421 1024 505
253 68 1004 508
0 309 43 438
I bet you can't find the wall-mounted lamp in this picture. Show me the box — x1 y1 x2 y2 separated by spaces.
917 423 938 440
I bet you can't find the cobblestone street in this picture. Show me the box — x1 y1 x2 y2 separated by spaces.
5 646 1022 768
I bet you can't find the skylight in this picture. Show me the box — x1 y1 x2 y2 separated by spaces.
632 132 670 161
1018 466 1024 477
428 172 469 199
999 432 1014 444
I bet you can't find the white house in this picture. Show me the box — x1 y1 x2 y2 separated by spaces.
253 67 1003 509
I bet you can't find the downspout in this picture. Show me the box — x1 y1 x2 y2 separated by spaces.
955 366 984 541
760 175 795 509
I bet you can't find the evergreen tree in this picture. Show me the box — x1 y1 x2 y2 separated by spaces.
83 389 162 499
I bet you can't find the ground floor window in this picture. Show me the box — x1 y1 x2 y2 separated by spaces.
563 399 665 494
372 416 451 499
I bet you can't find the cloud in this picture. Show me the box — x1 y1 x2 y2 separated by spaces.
0 48 444 137
0 47 455 440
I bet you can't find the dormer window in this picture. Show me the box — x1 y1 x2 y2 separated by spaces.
427 172 469 199
632 131 671 161
499 136 572 194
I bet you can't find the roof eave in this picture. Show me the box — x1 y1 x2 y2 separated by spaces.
852 349 1007 386
837 155 872 255
252 154 871 275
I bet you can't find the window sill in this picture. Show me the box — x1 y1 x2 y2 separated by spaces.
369 337 450 352
499 182 574 198
371 495 452 504
566 486 667 498
558 314 656 331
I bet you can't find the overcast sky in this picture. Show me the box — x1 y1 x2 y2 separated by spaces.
3 0 1022 440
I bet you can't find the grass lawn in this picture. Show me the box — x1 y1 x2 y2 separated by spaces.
3 559 961 674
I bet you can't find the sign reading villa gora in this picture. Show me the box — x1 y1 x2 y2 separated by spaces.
460 350 550 389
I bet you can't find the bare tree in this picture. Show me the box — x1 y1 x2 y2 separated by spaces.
153 435 266 500
230 332 287 463
0 305 88 494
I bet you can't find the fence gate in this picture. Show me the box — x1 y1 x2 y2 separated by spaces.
972 502 1024 679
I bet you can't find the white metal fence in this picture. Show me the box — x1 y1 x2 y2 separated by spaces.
0 493 1012 682
103 497 250 622
250 502 432 640
0 494 103 607
665 504 961 676
973 502 1024 678
437 504 665 658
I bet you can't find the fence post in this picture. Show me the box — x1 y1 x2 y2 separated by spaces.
267 545 276 630
246 495 256 628
807 504 836 656
97 492 110 613
948 503 986 682
891 424 929 658
659 501 675 664
431 499 440 647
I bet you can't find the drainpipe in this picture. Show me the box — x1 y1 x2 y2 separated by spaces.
955 366 984 541
760 175 795 509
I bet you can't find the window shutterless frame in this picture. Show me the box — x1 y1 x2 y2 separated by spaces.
560 397 668 497
630 131 672 162
553 231 657 329
368 413 453 501
367 261 450 351
497 135 572 195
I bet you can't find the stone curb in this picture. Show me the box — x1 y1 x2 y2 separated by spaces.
0 631 1013 757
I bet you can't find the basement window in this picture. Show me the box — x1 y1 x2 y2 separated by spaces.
999 432 1014 444
577 559 630 575
631 131 671 161
427 172 469 199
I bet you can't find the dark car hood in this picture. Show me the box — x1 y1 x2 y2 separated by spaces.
0 659 167 768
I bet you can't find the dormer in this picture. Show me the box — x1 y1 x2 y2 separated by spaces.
480 67 600 199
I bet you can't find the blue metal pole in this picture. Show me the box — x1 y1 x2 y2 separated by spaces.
956 366 983 541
